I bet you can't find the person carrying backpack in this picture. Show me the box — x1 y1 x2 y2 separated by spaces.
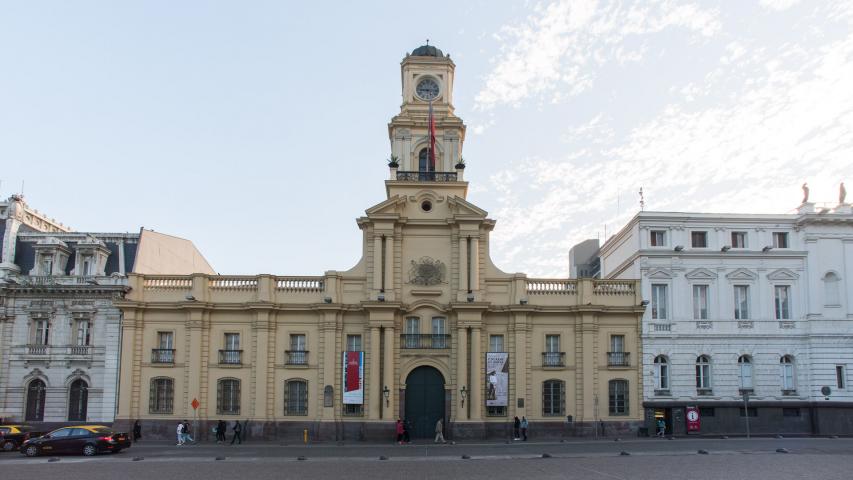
230 420 243 445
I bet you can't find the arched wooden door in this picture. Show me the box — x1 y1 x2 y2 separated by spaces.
404 366 445 439
68 379 88 421
25 379 46 421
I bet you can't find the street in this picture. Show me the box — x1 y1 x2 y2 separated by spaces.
1 437 852 479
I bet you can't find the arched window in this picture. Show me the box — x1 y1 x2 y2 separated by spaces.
418 148 435 180
695 355 711 390
217 378 241 415
542 380 565 416
149 377 174 414
780 355 796 391
738 355 753 390
68 379 88 421
608 379 629 415
824 272 841 306
25 379 46 421
284 379 308 416
653 356 669 391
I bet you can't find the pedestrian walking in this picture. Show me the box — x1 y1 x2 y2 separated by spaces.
656 418 666 437
216 419 227 443
402 419 411 443
182 420 194 444
176 421 184 446
434 418 446 444
520 416 528 441
230 420 243 445
513 416 520 440
133 420 142 443
396 419 404 444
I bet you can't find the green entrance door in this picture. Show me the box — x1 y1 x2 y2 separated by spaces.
405 366 445 439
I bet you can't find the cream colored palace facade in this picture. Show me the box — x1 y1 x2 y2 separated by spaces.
115 45 645 440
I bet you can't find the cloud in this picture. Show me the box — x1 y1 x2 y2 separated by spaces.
481 1 853 278
759 0 801 11
475 0 721 110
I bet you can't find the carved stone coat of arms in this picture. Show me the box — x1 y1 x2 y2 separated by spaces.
408 257 447 286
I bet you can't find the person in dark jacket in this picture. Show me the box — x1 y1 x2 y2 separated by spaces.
216 420 227 443
513 416 521 440
133 420 142 442
230 420 243 445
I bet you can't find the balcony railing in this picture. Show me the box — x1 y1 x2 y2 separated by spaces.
219 349 243 365
27 344 48 355
69 345 90 356
151 349 175 364
286 350 309 365
607 352 631 367
400 334 451 349
395 171 458 182
542 352 565 367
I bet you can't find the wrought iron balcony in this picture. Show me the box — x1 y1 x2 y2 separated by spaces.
151 348 175 364
219 349 243 365
607 352 631 367
400 334 451 349
395 171 458 182
542 352 565 367
286 350 309 365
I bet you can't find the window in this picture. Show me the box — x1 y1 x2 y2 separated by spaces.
691 231 708 248
650 230 666 247
544 335 561 366
837 365 846 389
608 380 629 415
731 231 747 248
74 319 91 346
288 334 307 365
432 317 447 348
284 379 308 416
654 356 669 390
692 285 709 320
417 147 435 176
823 272 841 306
780 356 795 391
149 377 174 414
734 285 750 319
610 335 625 353
696 355 711 390
225 333 240 350
609 335 627 366
346 334 362 352
699 407 715 417
217 379 241 415
542 380 565 416
153 331 174 363
40 254 53 275
80 256 93 276
68 379 88 421
158 331 174 349
772 232 789 248
783 408 800 417
31 319 50 345
343 404 363 416
489 335 504 352
738 355 753 390
740 407 758 417
486 406 507 416
25 379 46 421
774 286 791 320
404 317 419 348
222 333 241 364
651 284 668 320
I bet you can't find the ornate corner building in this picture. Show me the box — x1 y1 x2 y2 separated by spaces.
113 45 646 441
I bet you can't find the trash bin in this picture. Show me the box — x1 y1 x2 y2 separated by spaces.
637 427 649 437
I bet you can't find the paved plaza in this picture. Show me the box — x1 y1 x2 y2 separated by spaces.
2 437 852 479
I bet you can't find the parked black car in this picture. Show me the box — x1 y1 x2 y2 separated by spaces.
0 425 46 452
20 425 130 457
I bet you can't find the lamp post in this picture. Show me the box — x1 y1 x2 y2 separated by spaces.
383 385 390 408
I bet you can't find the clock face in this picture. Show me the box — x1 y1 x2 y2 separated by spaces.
416 78 440 100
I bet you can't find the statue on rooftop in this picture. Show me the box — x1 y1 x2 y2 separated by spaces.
802 183 809 204
841 182 847 204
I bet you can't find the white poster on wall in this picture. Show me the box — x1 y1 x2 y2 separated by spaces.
486 352 509 407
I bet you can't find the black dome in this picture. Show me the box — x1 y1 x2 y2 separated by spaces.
411 44 444 57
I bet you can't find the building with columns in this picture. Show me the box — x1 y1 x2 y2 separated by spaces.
0 194 214 425
113 44 646 441
599 201 853 436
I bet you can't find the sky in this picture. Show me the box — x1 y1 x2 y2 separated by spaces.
1 0 851 277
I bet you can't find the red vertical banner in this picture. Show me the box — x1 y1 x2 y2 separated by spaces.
686 406 700 432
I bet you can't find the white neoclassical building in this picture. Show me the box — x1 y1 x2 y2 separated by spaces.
598 202 853 436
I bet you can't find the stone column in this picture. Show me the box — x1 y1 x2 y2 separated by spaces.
373 236 383 293
368 326 382 420
252 311 271 420
185 310 203 418
384 235 394 299
382 326 395 419
470 236 480 293
456 326 468 420
513 313 529 418
320 311 338 421
458 236 468 294
470 327 482 419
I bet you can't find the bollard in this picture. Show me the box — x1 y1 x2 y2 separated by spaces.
303 429 308 445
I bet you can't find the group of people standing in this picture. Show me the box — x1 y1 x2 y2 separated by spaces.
513 416 529 441
129 419 244 445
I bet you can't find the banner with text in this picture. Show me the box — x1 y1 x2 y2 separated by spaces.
486 352 509 407
342 351 364 405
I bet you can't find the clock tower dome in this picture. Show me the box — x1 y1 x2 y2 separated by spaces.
387 43 467 189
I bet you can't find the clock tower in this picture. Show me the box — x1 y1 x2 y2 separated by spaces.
388 44 467 181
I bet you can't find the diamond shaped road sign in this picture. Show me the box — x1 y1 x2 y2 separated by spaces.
191 398 200 410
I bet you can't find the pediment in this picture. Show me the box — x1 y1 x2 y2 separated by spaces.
364 195 407 216
685 268 717 280
647 268 674 279
725 268 758 281
767 268 799 281
447 196 488 217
